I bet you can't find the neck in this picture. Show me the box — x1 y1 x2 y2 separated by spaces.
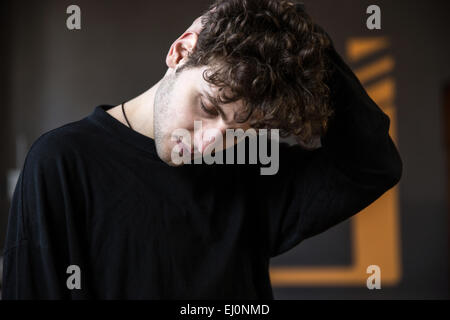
112 79 162 139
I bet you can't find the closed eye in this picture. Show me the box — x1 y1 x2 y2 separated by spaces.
200 100 219 117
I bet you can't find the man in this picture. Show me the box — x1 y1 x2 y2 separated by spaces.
2 0 402 299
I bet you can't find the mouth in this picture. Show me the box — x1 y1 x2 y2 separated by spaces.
177 141 195 159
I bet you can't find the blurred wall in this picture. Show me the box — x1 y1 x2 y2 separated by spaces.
0 0 449 299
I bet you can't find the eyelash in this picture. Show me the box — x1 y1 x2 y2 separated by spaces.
200 100 218 117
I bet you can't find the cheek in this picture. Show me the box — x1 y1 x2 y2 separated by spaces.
171 109 195 133
159 107 196 148
168 98 197 129
163 78 199 132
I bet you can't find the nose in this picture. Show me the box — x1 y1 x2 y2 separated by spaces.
194 127 226 154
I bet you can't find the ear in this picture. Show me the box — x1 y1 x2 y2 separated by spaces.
166 32 198 70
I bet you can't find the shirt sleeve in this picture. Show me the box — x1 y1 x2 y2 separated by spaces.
265 11 403 257
2 131 84 299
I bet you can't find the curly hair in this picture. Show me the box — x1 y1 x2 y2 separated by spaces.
178 0 334 145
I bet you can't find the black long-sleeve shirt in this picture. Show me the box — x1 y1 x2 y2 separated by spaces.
1 9 402 300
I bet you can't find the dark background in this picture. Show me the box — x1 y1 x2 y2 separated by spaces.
0 0 449 299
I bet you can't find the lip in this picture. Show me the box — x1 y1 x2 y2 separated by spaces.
178 142 195 158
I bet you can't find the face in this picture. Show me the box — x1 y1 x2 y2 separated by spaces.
153 64 252 166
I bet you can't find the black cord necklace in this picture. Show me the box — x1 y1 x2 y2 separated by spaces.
121 102 133 130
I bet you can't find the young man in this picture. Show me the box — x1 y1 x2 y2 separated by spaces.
2 0 402 299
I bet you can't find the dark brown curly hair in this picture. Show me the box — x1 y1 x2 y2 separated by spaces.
178 0 334 145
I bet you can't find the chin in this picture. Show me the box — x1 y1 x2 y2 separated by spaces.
155 144 184 167
165 159 185 167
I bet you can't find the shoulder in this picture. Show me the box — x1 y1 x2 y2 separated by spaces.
25 119 94 171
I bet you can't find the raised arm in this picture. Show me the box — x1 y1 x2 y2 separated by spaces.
263 4 403 257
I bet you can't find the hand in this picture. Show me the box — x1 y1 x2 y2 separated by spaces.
295 135 322 150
